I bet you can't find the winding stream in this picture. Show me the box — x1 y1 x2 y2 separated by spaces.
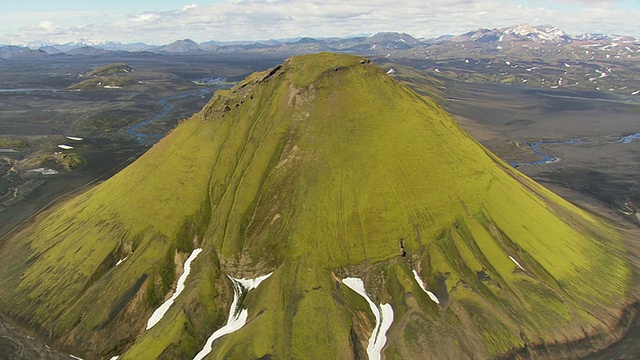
510 132 639 167
0 88 60 93
126 89 211 144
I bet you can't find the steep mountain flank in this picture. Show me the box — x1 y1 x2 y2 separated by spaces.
0 53 633 359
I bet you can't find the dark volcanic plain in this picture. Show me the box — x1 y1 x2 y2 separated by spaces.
0 47 639 358
0 53 288 237
439 80 640 223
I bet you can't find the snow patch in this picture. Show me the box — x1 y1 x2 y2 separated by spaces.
65 136 83 141
194 272 273 360
509 256 525 271
146 248 203 330
386 68 395 74
116 257 127 266
28 168 58 175
70 356 83 360
57 144 74 150
342 277 394 360
411 270 440 304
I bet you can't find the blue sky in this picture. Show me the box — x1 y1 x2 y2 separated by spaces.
1 0 638 45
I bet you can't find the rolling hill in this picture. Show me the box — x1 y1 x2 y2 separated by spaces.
0 53 634 359
68 63 137 90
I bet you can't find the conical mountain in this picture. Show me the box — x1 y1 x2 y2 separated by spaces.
0 53 632 359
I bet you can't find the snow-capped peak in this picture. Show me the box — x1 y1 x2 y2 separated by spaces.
501 24 570 42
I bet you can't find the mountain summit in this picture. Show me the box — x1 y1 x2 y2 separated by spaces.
0 53 632 359
452 23 572 43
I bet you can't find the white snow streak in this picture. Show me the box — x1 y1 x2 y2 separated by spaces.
65 136 83 141
70 356 83 360
509 256 525 271
57 144 74 150
146 248 203 330
234 272 273 291
193 272 273 360
116 257 127 266
411 269 440 304
342 277 394 360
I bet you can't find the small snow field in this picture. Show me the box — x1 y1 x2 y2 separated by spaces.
28 168 58 175
146 248 203 330
412 270 440 304
509 256 526 271
342 277 394 360
193 272 273 360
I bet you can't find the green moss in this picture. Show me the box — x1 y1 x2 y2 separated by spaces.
0 53 632 359
145 279 160 308
53 151 84 170
84 63 134 77
0 136 28 149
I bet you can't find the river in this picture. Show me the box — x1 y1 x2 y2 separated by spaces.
126 88 212 144
510 133 639 167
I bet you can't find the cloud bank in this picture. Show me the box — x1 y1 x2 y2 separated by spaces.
1 0 638 45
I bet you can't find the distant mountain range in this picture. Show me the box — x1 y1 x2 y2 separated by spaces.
1 24 637 60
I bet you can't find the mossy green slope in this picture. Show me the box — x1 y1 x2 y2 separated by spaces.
69 63 137 90
84 63 134 77
0 53 633 359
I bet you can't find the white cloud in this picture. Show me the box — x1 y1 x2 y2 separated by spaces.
0 0 638 45
130 13 161 23
38 21 56 31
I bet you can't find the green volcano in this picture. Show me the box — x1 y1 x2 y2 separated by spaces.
0 53 633 359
